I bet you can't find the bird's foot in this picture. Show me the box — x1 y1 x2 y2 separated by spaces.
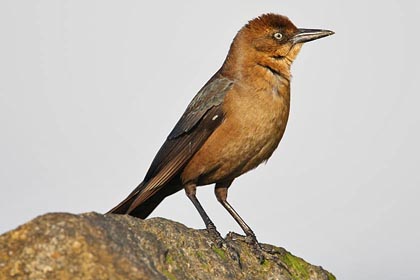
259 244 290 273
225 232 264 263
226 232 289 271
245 234 265 263
206 226 241 267
206 225 224 247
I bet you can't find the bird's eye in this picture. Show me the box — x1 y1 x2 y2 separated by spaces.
273 32 283 40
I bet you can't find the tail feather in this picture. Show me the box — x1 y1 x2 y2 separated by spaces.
107 182 145 215
107 181 183 219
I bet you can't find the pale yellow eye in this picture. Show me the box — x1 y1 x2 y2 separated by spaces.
273 32 283 40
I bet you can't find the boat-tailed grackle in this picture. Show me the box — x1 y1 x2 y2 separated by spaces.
109 13 333 259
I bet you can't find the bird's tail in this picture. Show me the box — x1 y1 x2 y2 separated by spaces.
107 181 182 219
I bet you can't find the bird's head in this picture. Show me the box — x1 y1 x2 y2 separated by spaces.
224 14 334 80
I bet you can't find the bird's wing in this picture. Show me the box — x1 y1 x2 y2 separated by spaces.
124 75 234 213
167 76 234 140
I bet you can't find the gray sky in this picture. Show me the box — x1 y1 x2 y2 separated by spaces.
1 1 419 279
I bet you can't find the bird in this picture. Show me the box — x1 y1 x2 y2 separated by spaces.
108 13 333 252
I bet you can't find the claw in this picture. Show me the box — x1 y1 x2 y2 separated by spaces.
206 228 242 267
206 227 224 246
226 232 290 271
244 234 265 264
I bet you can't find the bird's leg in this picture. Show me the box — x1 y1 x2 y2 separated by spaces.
184 183 223 245
185 183 241 264
215 181 265 263
215 182 259 244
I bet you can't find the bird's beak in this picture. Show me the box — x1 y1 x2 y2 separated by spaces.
291 28 334 44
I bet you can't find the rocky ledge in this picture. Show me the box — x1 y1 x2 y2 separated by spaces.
0 212 335 280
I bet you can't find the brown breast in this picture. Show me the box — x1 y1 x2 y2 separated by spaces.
181 70 290 186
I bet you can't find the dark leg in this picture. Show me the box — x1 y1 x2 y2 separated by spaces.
215 181 258 243
185 182 241 264
184 183 223 243
215 181 265 262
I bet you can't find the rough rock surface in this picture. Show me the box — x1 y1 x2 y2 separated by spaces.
0 212 335 280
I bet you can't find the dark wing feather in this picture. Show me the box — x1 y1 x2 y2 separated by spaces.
144 75 233 181
167 76 234 139
111 74 234 215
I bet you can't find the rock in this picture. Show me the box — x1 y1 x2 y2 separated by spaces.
0 212 335 280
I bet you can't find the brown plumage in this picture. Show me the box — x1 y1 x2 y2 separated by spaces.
109 13 333 251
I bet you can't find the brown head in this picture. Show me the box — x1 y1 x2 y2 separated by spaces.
222 13 334 81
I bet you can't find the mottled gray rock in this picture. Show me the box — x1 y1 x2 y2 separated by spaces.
0 212 335 280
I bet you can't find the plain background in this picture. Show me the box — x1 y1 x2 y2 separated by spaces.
1 1 419 279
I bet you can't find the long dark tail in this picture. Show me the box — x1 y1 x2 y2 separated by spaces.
107 181 183 219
